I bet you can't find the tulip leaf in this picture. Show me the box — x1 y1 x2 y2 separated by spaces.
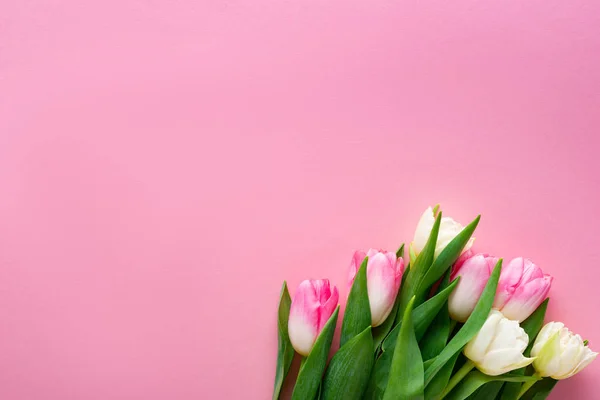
321 326 374 400
424 352 460 400
420 270 453 361
467 381 503 400
364 279 459 400
383 297 424 400
385 279 459 352
419 215 480 300
444 371 537 400
273 281 295 400
341 256 372 348
410 244 418 266
394 213 442 326
500 299 549 400
292 307 340 400
396 243 405 259
518 378 557 400
424 259 503 386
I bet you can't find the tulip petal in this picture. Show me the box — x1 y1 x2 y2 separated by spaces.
348 250 367 286
413 207 435 254
464 311 503 363
367 252 398 327
448 255 494 322
489 317 529 353
494 258 524 309
560 348 599 379
319 285 339 331
500 276 552 322
533 330 562 378
478 349 534 376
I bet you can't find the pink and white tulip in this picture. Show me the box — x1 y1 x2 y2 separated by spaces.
494 257 553 322
288 279 339 356
448 253 500 322
348 249 405 327
449 253 553 323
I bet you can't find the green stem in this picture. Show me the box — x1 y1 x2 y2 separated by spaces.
440 359 475 399
517 373 540 399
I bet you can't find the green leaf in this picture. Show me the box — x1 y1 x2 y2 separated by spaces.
364 279 459 400
292 307 340 400
410 244 418 266
519 378 557 400
521 298 549 356
383 297 424 400
419 215 480 300
424 259 503 386
384 279 459 352
394 213 442 325
396 243 405 259
500 299 549 400
467 381 503 400
444 371 537 400
321 326 374 400
424 352 460 400
341 256 371 347
420 271 453 361
273 282 295 400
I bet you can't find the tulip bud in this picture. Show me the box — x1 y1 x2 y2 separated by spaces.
288 279 339 356
530 322 598 379
494 257 553 322
413 206 474 259
448 253 499 322
348 249 405 327
464 310 534 376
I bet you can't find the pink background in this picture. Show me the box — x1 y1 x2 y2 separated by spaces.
1 1 599 399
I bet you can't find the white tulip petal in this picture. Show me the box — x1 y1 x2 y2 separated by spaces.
412 207 435 254
490 317 528 352
464 311 503 363
478 349 534 376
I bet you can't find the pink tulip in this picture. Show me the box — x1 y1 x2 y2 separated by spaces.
494 257 553 322
448 253 500 322
449 253 553 323
348 249 405 327
288 279 339 356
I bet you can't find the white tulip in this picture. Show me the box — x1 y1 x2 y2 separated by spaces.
412 206 474 259
464 310 534 376
530 322 598 379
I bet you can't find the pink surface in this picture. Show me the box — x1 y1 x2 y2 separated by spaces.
1 1 599 399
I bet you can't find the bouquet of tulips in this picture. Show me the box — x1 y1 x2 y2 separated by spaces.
272 206 597 400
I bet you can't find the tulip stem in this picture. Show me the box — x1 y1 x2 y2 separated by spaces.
440 360 475 399
516 373 541 399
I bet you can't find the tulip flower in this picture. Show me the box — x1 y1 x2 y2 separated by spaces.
530 322 598 379
448 253 500 322
464 310 534 376
413 206 474 259
449 254 553 323
493 257 553 322
348 249 405 327
288 279 339 356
